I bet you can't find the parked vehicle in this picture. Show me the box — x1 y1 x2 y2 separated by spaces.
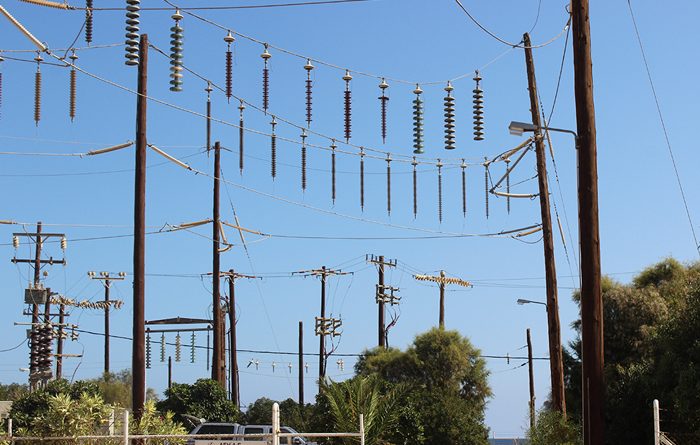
188 422 312 445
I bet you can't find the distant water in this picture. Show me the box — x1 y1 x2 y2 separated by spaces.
487 440 529 445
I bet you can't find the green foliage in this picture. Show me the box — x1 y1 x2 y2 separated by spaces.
243 397 311 430
131 400 187 445
0 383 28 401
88 370 158 408
28 392 111 437
319 376 403 445
527 409 581 445
356 328 490 445
156 379 239 426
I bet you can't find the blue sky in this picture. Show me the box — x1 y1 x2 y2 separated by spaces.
1 0 699 439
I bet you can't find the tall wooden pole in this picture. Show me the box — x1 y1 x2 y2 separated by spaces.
523 32 566 416
438 271 445 328
104 279 110 375
168 355 172 389
298 321 304 407
527 328 535 430
571 1 604 443
228 271 239 408
212 141 225 387
132 33 148 420
318 267 326 380
55 303 65 378
378 256 385 348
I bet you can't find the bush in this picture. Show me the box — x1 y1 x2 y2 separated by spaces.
527 409 581 445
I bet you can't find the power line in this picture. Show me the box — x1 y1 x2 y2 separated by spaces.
626 0 700 258
80 0 377 11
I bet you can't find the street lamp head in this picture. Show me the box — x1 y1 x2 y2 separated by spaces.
508 121 536 136
516 298 529 305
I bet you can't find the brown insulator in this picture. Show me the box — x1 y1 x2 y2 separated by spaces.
261 45 271 114
379 78 389 143
270 117 277 179
444 82 456 150
343 70 352 142
359 148 365 210
224 31 234 102
304 59 314 127
386 154 392 216
505 158 511 213
301 129 307 191
412 157 418 218
331 141 337 204
437 160 443 223
34 54 42 126
473 71 484 141
69 51 77 121
239 100 245 174
85 0 93 44
461 159 467 218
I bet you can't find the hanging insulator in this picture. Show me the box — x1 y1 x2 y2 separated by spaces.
169 10 184 92
444 81 456 150
261 44 271 114
34 54 42 126
160 333 166 362
378 78 389 143
461 159 467 218
205 82 213 153
125 0 141 66
12 235 19 249
437 159 443 223
206 330 210 370
412 157 418 218
505 158 511 213
473 71 484 141
69 51 77 122
484 158 489 219
359 148 365 210
331 141 337 204
0 56 3 120
342 70 353 142
386 154 392 216
175 332 181 362
85 0 93 44
270 117 277 179
224 31 234 102
272 362 276 373
239 100 245 174
304 59 314 127
288 362 293 373
60 236 67 251
301 129 307 191
412 85 424 154
145 331 151 369
190 331 196 363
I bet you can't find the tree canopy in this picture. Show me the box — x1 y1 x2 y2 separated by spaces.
156 378 240 427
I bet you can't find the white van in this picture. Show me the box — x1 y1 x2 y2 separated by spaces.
189 423 312 445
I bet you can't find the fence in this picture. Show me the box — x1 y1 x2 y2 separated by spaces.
0 402 365 445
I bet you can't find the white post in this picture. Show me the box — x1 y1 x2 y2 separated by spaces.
272 402 280 445
359 414 365 445
7 419 12 436
123 410 130 445
653 399 660 445
109 409 115 435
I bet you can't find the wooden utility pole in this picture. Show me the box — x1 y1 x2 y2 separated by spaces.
55 303 65 378
212 141 225 387
168 355 173 390
88 271 126 375
132 33 148 420
319 267 326 379
523 32 567 416
367 255 397 348
527 328 535 430
571 1 604 443
298 321 304 407
414 271 472 328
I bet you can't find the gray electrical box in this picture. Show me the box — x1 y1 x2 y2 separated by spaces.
24 288 48 305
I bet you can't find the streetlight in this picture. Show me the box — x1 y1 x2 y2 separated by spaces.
517 298 547 308
508 121 578 142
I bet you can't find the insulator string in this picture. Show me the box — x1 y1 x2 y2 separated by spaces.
484 158 490 219
343 70 352 142
473 71 484 141
261 44 271 114
461 160 467 218
224 31 234 102
175 332 181 362
34 54 42 126
412 157 418 218
437 160 443 223
85 0 93 44
169 10 184 91
239 100 245 174
69 51 77 121
331 141 337 204
145 331 151 368
304 59 314 127
359 148 365 211
505 158 511 213
386 154 391 216
379 78 389 143
190 331 196 363
125 0 140 66
160 333 165 362
444 82 456 150
413 85 424 154
270 117 277 179
301 129 307 191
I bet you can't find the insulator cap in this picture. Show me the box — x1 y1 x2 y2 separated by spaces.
224 30 235 43
342 69 353 82
379 78 389 90
413 84 423 95
261 47 271 60
445 81 454 92
172 9 183 20
304 59 314 71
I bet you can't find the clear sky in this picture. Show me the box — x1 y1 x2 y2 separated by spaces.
1 0 699 439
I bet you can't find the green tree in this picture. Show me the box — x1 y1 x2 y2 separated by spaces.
156 379 239 426
527 409 581 445
87 370 158 408
0 383 28 401
356 328 490 445
243 397 312 431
